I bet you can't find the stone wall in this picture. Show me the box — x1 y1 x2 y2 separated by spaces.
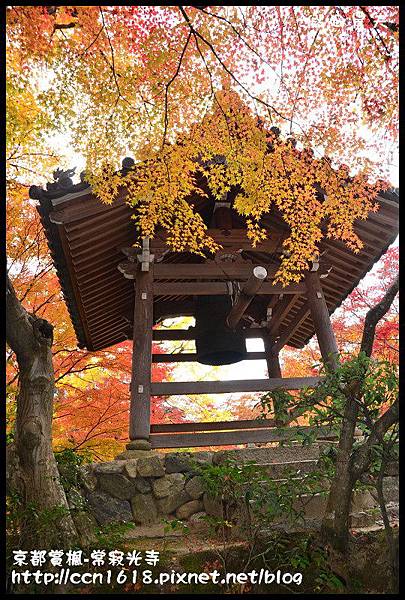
70 445 398 535
76 450 213 531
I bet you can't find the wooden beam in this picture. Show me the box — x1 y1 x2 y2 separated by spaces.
152 328 266 341
305 271 339 370
227 266 267 328
152 351 267 363
129 260 154 440
153 281 305 296
150 376 321 396
155 262 279 280
119 261 280 281
150 425 336 448
150 418 278 433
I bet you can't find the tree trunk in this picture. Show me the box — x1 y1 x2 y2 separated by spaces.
6 275 77 547
321 276 399 552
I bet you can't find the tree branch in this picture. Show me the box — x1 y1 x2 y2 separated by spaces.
351 398 398 478
360 275 399 357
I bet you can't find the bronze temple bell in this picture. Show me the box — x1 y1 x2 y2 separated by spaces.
194 295 248 365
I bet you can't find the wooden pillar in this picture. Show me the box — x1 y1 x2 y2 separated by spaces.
129 262 154 441
263 330 289 422
263 333 282 379
305 271 339 371
264 296 287 421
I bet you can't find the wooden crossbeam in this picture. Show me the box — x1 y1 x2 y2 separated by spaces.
119 261 280 281
154 263 279 280
150 425 336 448
150 376 321 395
150 418 277 433
153 281 305 296
152 328 265 341
152 351 267 363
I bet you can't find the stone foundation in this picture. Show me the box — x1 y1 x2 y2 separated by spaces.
69 445 398 535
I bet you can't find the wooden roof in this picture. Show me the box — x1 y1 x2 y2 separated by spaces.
31 166 399 352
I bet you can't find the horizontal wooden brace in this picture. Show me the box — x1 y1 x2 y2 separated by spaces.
153 281 305 296
150 425 336 449
119 261 280 280
120 259 333 281
152 328 266 341
154 262 278 280
150 376 321 395
150 418 277 433
152 351 267 363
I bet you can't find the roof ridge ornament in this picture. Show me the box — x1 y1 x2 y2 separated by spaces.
47 167 77 191
29 166 90 200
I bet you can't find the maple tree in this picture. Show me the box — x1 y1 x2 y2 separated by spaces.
6 15 182 463
52 341 184 461
6 5 398 285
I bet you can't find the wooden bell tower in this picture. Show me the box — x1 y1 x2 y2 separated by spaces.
118 206 339 450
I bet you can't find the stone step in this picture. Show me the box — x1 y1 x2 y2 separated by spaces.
261 459 319 478
211 443 332 465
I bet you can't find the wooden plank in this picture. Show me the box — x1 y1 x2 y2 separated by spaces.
152 328 265 341
150 376 321 395
84 295 132 316
76 262 124 284
79 280 131 303
153 281 305 296
150 418 277 433
150 425 336 448
129 261 154 440
305 271 339 370
152 351 267 363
